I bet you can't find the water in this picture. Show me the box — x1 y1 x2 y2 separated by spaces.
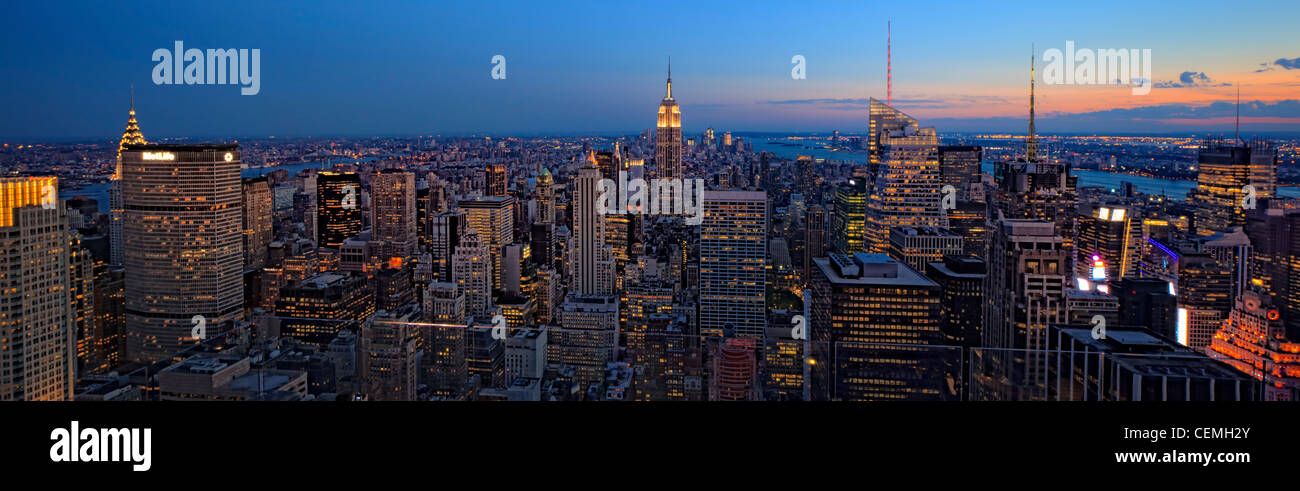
753 137 1300 201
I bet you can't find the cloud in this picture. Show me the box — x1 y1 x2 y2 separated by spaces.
1256 57 1299 72
1154 71 1231 88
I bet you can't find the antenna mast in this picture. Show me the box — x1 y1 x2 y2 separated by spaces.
887 21 892 107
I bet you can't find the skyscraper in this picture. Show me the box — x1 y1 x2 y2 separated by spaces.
422 281 467 398
831 179 867 254
452 231 493 319
276 272 375 349
429 210 465 282
317 172 362 250
1188 140 1277 236
361 308 420 401
655 62 682 180
1178 252 1233 349
242 177 273 271
810 253 944 401
0 177 76 400
1076 204 1140 281
699 190 767 339
485 164 508 197
984 219 1069 399
370 171 418 258
568 156 616 295
535 167 556 224
111 93 145 267
991 56 1077 273
937 145 983 200
803 204 827 283
459 196 515 292
121 144 244 362
554 294 619 385
864 107 946 253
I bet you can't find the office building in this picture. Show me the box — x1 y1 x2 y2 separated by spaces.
810 253 944 401
700 190 767 339
317 172 363 249
121 144 244 362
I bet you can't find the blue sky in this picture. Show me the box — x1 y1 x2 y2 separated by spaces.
1 0 1297 140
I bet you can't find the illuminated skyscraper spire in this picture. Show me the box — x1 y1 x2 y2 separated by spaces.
111 86 145 266
666 57 673 99
887 21 892 107
1026 45 1039 162
116 86 146 171
655 59 682 180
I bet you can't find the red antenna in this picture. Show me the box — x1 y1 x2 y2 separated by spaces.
887 20 892 107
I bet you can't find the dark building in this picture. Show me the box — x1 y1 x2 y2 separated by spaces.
1116 277 1177 340
810 253 945 401
484 164 508 197
926 255 986 400
317 172 362 249
1047 324 1257 401
937 145 982 199
275 272 375 349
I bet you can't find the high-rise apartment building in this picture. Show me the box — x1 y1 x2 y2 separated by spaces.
0 177 76 400
242 177 273 271
370 171 418 259
452 231 493 319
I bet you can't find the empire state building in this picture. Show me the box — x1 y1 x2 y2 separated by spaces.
655 62 682 180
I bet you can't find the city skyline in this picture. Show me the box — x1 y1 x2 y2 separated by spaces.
2 0 1299 140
